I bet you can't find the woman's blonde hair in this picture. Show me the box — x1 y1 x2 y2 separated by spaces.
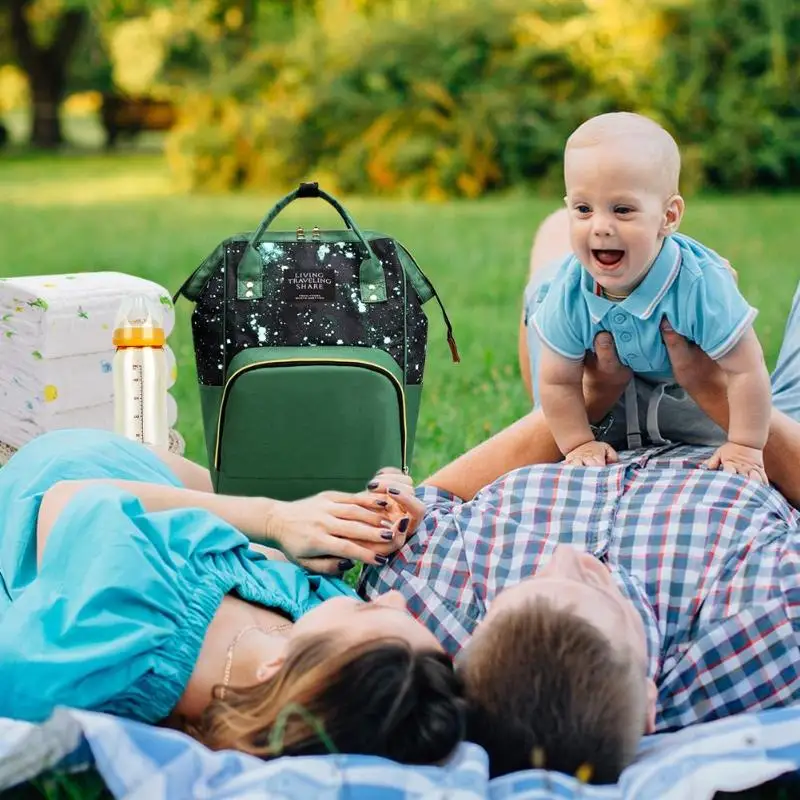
189 633 466 765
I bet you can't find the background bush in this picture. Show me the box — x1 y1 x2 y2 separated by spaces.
161 0 799 197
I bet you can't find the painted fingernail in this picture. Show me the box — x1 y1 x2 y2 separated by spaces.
374 554 388 564
367 481 379 490
381 531 394 541
388 487 401 496
375 499 389 508
398 516 409 533
338 559 355 571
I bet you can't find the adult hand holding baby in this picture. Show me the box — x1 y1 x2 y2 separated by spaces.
660 318 769 484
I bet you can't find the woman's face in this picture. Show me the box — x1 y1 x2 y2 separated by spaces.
289 592 442 652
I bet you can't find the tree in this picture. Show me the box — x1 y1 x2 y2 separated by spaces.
7 0 88 148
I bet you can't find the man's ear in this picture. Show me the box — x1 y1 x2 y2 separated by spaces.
662 195 685 236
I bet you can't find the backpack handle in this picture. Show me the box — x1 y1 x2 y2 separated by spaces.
235 182 387 303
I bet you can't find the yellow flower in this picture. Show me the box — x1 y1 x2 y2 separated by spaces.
43 385 58 402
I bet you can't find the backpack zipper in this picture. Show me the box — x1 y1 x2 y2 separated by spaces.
214 357 408 472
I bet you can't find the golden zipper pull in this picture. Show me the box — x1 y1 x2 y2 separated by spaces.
296 227 305 240
312 226 321 241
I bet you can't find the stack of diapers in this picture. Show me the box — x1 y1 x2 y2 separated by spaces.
0 272 184 464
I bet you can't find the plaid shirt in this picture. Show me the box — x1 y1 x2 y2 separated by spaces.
361 444 800 732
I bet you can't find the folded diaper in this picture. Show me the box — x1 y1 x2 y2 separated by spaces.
0 272 175 359
0 346 177 415
0 395 179 450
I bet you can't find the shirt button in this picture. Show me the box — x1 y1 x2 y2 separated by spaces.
614 313 626 324
620 332 633 342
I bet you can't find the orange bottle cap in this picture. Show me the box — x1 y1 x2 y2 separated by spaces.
112 326 165 347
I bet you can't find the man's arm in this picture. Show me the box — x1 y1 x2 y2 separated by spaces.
425 332 632 500
661 320 800 508
423 409 561 501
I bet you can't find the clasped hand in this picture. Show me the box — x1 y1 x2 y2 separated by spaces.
260 468 423 574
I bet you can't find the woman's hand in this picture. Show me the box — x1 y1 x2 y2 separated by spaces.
364 467 426 549
261 491 404 574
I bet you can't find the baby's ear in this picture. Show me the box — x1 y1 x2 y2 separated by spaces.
662 194 685 235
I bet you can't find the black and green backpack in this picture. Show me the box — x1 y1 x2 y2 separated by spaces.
174 182 458 500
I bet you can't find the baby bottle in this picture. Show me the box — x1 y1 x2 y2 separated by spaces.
112 295 169 448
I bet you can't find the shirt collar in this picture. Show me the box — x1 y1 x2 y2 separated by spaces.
609 565 663 679
583 236 682 323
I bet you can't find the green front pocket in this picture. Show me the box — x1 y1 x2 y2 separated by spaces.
214 347 406 500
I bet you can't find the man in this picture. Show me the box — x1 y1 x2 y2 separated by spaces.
361 209 800 784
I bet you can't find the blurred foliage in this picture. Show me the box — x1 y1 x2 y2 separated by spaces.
166 0 612 197
648 0 800 190
1 0 797 193
163 0 799 196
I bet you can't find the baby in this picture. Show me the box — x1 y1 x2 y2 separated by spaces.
533 112 771 482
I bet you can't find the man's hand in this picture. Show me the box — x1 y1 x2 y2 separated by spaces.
705 441 767 484
564 440 619 466
660 318 729 428
583 332 632 423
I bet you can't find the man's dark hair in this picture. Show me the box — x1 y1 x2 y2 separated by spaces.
459 599 648 783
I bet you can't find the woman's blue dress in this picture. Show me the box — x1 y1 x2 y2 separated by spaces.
0 429 358 723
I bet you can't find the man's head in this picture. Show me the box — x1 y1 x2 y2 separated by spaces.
458 546 657 783
563 111 685 297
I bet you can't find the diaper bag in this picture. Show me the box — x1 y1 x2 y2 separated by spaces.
174 182 458 499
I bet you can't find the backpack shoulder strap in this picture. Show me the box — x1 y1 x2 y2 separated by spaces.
394 242 460 363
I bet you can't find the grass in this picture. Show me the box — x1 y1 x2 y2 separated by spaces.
0 151 799 799
1 152 798 478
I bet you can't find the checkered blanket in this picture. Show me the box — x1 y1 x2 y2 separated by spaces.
0 706 797 799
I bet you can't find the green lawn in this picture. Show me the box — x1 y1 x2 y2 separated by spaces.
1 152 798 478
1 151 798 798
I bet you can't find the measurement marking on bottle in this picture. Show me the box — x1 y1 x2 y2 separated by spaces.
132 362 145 443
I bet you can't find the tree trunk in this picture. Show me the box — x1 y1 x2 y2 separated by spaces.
9 0 88 149
29 69 66 149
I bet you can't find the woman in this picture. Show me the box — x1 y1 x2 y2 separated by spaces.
0 429 465 765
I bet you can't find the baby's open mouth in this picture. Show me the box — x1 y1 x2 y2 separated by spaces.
592 249 625 267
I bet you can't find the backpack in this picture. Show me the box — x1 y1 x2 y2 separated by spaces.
173 182 458 500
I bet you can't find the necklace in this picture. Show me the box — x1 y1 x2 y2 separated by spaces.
218 622 293 700
601 287 629 302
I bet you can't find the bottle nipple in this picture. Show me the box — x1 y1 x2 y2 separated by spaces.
112 295 166 347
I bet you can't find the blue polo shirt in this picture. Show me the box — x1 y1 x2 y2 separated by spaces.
531 233 757 380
